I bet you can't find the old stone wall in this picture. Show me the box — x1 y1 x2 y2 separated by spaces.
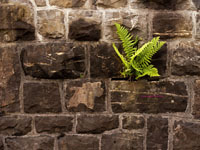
0 0 200 149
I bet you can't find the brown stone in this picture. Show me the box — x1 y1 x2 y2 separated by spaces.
101 132 144 150
58 135 99 150
35 0 46 6
173 121 200 150
153 12 193 39
172 41 200 76
76 115 119 133
0 116 32 136
23 82 62 113
5 136 54 150
192 80 200 119
37 10 65 39
49 0 87 8
0 3 35 42
147 116 168 150
95 0 128 8
193 0 200 10
0 137 3 150
65 80 106 112
0 45 20 113
196 14 200 39
122 115 145 130
20 42 86 79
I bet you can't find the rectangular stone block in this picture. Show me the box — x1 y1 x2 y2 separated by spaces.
147 116 168 150
192 80 200 119
49 0 87 8
196 13 200 39
193 0 200 10
23 82 61 113
35 116 73 134
122 115 145 130
94 0 128 8
76 114 119 134
58 135 99 150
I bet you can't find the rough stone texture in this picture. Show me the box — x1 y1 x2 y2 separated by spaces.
0 116 32 136
90 42 123 78
172 41 200 76
192 80 200 119
69 18 101 41
193 0 200 10
153 12 193 39
5 136 54 150
110 80 188 113
173 121 200 150
65 80 106 112
196 14 200 39
95 0 128 8
76 115 119 133
147 116 168 150
0 45 20 113
23 82 61 113
20 42 86 79
37 10 65 39
122 115 145 130
58 135 99 150
101 132 144 150
0 137 3 150
35 0 46 7
49 0 87 8
0 3 35 42
35 116 73 134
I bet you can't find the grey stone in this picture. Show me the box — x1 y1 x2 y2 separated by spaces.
122 116 145 130
192 80 200 119
193 0 200 9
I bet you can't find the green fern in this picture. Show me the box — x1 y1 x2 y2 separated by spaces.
113 23 166 80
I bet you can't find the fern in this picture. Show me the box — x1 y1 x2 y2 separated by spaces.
113 23 166 80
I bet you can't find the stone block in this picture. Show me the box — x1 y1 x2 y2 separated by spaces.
0 137 3 150
58 135 99 150
193 0 200 10
94 0 127 8
0 116 32 136
171 41 200 76
147 116 168 150
35 0 46 6
122 115 145 130
49 0 87 8
37 10 65 39
20 42 86 79
192 80 200 119
23 82 61 113
76 115 119 133
35 116 73 134
65 80 106 112
101 132 144 150
0 45 20 113
196 13 200 39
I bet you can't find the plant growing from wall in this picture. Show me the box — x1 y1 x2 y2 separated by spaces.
113 23 166 80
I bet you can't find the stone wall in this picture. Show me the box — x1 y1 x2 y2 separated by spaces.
0 0 200 150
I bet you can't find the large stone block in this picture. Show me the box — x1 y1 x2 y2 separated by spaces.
20 42 86 79
147 116 168 150
153 12 193 39
101 132 144 150
94 0 127 8
58 135 99 150
173 121 200 150
35 116 73 134
64 80 106 112
0 116 32 136
0 45 20 113
5 136 54 150
110 80 188 113
35 0 46 7
76 115 119 133
49 0 87 8
37 10 65 39
171 41 200 76
193 0 200 10
122 115 145 130
0 3 35 42
192 80 200 119
23 82 61 113
196 13 200 39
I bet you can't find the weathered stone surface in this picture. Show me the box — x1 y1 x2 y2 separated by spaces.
122 115 145 130
0 45 20 113
95 0 127 8
69 18 101 41
37 10 65 39
192 80 200 119
0 116 32 136
0 137 3 150
58 135 99 150
6 136 54 150
35 116 73 134
90 42 123 78
153 12 193 39
76 115 119 133
35 0 46 6
172 41 200 76
173 121 200 150
50 0 87 8
193 0 200 9
20 42 86 79
110 80 188 113
101 132 144 150
23 82 61 113
65 80 106 112
147 116 168 150
196 14 200 39
0 3 35 42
